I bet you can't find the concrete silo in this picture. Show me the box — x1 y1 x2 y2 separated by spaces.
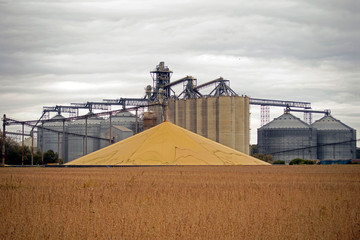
37 114 67 161
258 113 317 163
66 113 103 162
167 96 250 154
311 115 356 161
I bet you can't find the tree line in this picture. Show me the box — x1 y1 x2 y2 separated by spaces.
0 133 61 165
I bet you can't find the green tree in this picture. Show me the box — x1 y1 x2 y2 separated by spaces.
289 158 315 165
33 149 42 165
0 132 52 165
251 144 258 154
0 134 21 165
273 160 285 165
43 149 59 164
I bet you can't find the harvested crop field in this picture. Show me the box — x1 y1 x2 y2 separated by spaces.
0 165 360 239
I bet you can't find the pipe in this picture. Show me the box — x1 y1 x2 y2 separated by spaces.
31 131 34 165
135 109 138 134
58 132 60 164
2 114 6 166
109 113 112 144
22 123 24 165
41 121 44 165
85 116 88 155
62 120 65 163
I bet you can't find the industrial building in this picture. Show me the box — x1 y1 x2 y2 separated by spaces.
66 113 103 161
258 112 356 163
35 61 252 161
38 114 66 158
147 62 251 154
66 121 269 166
311 115 356 160
37 111 137 162
99 111 136 148
28 61 356 164
167 96 250 154
258 113 317 163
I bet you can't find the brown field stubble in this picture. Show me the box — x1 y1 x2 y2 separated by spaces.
0 165 359 239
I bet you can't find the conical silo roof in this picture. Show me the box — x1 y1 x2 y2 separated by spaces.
103 111 136 123
114 111 135 117
69 112 103 125
44 114 65 126
311 115 354 130
66 121 270 166
260 113 309 129
51 114 65 120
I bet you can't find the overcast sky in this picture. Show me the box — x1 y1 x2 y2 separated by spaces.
0 0 359 144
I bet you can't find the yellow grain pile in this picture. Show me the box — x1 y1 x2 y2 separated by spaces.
66 121 269 165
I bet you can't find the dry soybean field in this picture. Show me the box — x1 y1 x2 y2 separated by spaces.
0 165 359 239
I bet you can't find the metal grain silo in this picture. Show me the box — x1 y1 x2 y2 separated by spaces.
67 113 103 162
311 115 356 160
258 113 317 163
106 111 139 133
99 126 133 148
99 111 136 148
37 114 67 161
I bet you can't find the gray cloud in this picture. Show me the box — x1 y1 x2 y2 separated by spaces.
0 0 359 143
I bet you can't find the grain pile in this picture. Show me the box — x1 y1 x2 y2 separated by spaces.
66 121 269 165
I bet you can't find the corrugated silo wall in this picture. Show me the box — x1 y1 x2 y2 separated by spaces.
258 127 317 163
317 129 356 160
66 123 84 162
66 121 101 162
99 114 138 148
100 123 111 149
87 124 101 154
167 96 250 154
37 122 67 162
352 129 357 159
